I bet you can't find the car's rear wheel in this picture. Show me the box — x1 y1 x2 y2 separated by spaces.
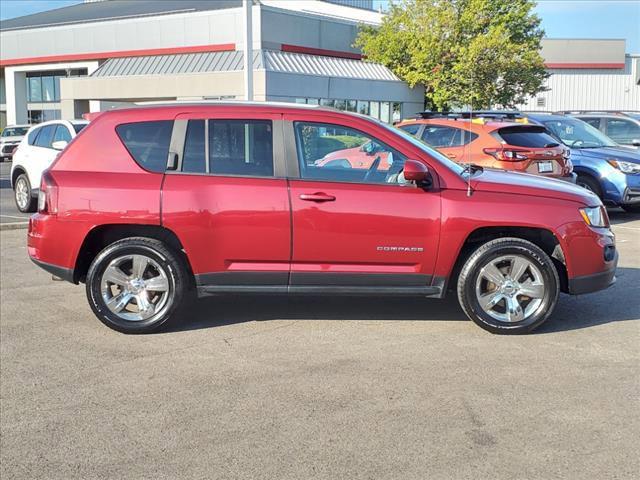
576 174 602 199
14 173 37 213
86 237 190 334
457 238 560 334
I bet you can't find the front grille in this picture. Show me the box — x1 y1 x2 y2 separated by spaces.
1 145 17 154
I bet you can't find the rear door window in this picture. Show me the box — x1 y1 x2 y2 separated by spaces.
116 121 174 172
34 125 56 148
179 119 275 177
605 118 640 143
421 125 478 147
580 117 602 129
495 126 560 148
209 120 273 177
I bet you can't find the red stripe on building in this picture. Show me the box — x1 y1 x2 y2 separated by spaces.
0 43 236 67
545 62 625 69
281 44 362 60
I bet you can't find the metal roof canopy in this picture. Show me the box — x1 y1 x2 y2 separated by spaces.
0 0 242 31
90 49 401 82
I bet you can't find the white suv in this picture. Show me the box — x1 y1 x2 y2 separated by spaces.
11 119 88 212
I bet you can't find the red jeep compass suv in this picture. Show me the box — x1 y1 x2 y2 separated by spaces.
28 103 617 334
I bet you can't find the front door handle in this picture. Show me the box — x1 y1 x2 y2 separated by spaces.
446 153 457 159
299 192 336 202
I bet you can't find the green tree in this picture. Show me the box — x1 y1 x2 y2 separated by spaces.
355 0 548 110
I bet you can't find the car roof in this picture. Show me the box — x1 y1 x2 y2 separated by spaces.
94 100 379 124
525 113 573 122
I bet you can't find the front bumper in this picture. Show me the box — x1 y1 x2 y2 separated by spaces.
568 250 618 294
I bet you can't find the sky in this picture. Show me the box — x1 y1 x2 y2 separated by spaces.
0 0 639 52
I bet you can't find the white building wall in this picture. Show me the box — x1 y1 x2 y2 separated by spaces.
520 55 640 111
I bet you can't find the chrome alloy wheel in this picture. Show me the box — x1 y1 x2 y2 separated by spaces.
100 254 171 322
15 177 29 210
474 255 546 323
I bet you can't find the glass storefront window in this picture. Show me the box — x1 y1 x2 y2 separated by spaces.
28 77 42 102
392 102 402 123
307 98 319 105
334 100 347 110
320 99 335 108
42 76 56 102
370 102 380 120
380 102 391 123
346 100 357 112
295 98 307 104
357 101 369 115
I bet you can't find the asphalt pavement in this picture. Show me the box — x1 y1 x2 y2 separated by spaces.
1 211 638 479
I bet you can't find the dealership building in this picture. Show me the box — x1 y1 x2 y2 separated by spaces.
0 0 639 129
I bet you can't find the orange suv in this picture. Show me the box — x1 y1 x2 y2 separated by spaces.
397 112 575 182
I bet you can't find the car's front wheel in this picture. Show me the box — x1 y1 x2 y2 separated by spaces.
86 237 190 334
14 173 37 213
457 238 560 334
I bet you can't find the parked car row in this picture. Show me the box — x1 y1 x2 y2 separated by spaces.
396 110 640 213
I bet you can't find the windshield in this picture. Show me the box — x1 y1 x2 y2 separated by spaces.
378 120 466 175
542 118 617 148
2 127 29 137
72 123 88 133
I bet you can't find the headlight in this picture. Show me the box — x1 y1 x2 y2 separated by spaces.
579 206 608 227
607 159 640 174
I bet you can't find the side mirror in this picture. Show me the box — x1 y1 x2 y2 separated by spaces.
51 140 68 151
403 159 430 185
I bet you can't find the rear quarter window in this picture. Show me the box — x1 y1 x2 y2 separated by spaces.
495 126 560 148
116 121 173 172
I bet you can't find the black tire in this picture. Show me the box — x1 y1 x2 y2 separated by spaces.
621 205 640 213
576 174 602 199
86 237 190 334
457 237 560 334
14 173 37 213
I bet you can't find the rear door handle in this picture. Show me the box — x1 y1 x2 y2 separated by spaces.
299 192 336 202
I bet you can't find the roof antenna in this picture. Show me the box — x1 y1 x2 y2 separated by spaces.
466 75 473 197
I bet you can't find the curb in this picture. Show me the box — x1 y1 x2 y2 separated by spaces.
0 222 29 231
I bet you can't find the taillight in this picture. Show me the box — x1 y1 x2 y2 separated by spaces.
483 147 530 161
38 170 58 214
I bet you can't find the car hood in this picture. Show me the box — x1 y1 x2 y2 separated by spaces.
471 168 600 206
576 146 640 163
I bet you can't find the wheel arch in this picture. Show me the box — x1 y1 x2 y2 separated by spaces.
73 224 195 286
11 166 27 189
448 226 569 294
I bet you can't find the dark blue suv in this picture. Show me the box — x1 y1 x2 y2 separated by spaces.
525 113 640 213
